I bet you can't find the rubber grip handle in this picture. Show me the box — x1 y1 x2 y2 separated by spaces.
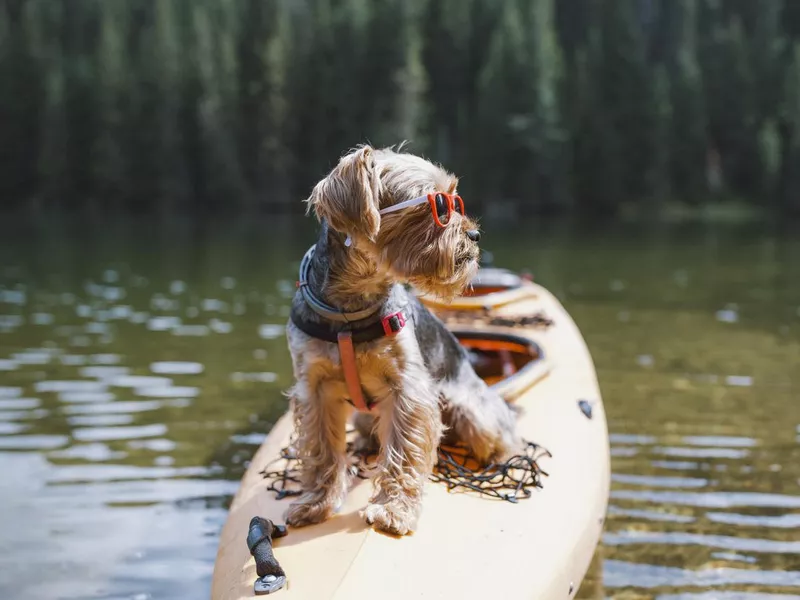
247 516 287 578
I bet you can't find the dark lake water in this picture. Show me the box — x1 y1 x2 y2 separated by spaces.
0 214 798 600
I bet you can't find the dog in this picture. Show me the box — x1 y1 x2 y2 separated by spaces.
283 144 521 536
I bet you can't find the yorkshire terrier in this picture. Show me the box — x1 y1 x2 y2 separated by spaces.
284 144 520 536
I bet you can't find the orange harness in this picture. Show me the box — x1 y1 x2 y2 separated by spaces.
336 331 372 413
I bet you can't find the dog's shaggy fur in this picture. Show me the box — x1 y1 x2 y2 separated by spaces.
284 145 521 535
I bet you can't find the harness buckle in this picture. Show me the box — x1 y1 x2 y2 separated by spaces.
381 311 406 336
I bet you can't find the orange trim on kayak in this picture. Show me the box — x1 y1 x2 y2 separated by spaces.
458 338 533 355
462 286 515 296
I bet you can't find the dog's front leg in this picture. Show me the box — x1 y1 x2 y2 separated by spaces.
362 377 442 535
285 380 350 528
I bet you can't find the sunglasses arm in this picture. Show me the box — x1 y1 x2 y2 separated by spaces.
378 195 429 215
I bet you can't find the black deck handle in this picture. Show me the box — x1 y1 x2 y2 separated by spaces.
247 516 288 595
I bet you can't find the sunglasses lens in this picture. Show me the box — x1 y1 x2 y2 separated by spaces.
434 193 450 224
454 196 464 215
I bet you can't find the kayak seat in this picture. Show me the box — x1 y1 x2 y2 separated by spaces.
456 332 539 384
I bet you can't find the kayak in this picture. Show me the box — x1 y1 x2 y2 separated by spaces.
210 268 610 600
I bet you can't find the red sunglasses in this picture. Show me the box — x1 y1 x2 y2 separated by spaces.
379 192 465 227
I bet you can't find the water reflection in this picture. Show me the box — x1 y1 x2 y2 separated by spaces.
1 215 799 599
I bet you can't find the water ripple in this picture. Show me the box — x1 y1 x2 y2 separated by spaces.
0 409 47 421
258 324 284 339
706 511 800 529
612 473 708 488
109 375 172 388
49 443 127 461
230 372 277 383
652 460 700 470
59 391 116 403
0 398 40 410
72 424 168 442
150 361 204 375
0 422 28 435
66 414 135 427
654 446 750 459
47 464 208 484
610 489 800 508
657 593 800 600
134 386 199 398
62 400 163 415
604 558 800 589
607 505 696 523
79 366 130 379
609 433 657 445
127 438 177 452
604 530 800 553
681 435 758 447
0 434 69 450
35 380 107 393
710 552 757 564
172 325 210 336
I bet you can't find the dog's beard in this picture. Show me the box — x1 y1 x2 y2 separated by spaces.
380 218 480 300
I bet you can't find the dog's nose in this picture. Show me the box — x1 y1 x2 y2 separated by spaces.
466 229 481 242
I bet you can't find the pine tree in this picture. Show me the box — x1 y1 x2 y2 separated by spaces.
193 0 247 211
236 0 289 206
554 0 594 63
651 65 673 204
61 2 101 208
778 43 800 214
700 15 758 198
664 0 708 203
570 38 619 213
124 0 169 212
473 0 537 205
0 0 44 208
529 0 569 211
420 0 464 166
598 0 659 206
473 0 566 211
153 0 191 213
91 1 127 208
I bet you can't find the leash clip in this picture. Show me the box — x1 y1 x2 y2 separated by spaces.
381 311 406 336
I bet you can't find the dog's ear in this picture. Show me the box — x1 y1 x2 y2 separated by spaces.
305 146 381 242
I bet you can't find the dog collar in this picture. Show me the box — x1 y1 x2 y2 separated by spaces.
297 245 382 323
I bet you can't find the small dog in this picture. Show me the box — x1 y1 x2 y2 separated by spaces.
284 144 520 535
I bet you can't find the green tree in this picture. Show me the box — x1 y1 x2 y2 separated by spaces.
700 16 758 198
91 1 127 208
663 0 708 203
598 0 659 205
473 0 566 211
0 0 44 208
778 43 800 213
236 0 289 206
570 39 619 213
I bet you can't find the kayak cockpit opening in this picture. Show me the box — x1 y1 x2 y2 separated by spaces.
455 331 541 387
463 267 527 297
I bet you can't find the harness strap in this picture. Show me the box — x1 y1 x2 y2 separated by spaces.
336 331 372 413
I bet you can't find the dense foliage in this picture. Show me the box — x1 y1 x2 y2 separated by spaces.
2 0 800 215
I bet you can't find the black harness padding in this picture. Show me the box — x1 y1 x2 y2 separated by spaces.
289 305 408 344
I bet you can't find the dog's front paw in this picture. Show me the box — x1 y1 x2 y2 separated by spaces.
362 501 417 536
285 498 336 528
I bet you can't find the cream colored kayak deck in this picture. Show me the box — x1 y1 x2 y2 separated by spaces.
211 281 610 600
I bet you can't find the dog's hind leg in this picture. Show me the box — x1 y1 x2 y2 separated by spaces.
362 374 443 536
285 379 351 528
440 367 521 464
